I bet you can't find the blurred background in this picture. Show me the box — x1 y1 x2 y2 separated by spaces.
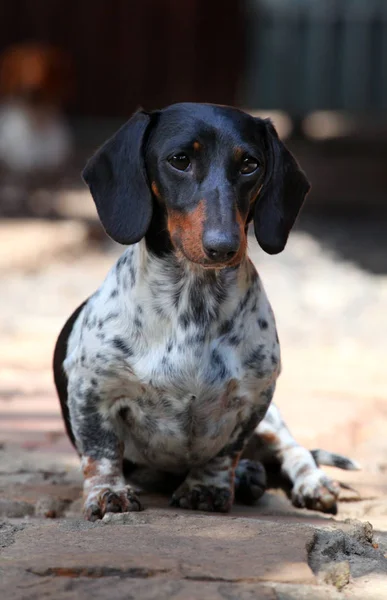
1 0 387 521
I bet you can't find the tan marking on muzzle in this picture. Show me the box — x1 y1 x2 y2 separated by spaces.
167 199 207 263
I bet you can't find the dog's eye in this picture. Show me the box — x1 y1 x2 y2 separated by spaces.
240 156 259 175
168 153 191 172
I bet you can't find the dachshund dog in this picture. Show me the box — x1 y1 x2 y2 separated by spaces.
54 103 358 521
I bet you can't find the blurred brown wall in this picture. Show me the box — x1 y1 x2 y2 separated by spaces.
0 0 244 117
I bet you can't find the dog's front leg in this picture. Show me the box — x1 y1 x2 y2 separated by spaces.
68 385 142 521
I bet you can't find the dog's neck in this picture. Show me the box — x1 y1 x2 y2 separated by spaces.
118 240 258 328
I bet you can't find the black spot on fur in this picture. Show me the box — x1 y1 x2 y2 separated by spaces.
212 271 229 305
209 349 229 383
178 311 191 330
89 315 98 330
189 283 210 326
166 340 173 353
109 289 119 299
258 318 268 330
116 255 127 271
185 332 206 346
73 377 85 397
160 396 174 412
219 409 264 456
154 304 166 317
129 265 136 287
94 366 116 378
111 336 133 356
244 345 267 378
260 384 275 405
228 334 241 346
238 287 253 313
250 267 258 282
211 349 223 367
219 320 232 336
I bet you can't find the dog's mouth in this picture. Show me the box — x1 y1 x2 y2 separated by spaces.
174 244 244 270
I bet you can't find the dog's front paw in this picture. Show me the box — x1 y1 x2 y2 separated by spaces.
170 482 233 512
84 485 143 521
291 469 340 515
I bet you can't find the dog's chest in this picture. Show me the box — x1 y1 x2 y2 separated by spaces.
114 329 275 471
112 334 275 471
68 249 280 471
117 373 248 471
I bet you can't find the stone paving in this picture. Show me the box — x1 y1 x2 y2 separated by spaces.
1 207 387 598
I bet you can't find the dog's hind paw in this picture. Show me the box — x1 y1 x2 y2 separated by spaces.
291 469 340 515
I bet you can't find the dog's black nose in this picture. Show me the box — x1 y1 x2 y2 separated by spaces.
203 230 240 261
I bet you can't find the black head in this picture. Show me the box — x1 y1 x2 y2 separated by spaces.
83 103 310 267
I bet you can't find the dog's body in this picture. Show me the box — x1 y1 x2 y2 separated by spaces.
54 103 357 520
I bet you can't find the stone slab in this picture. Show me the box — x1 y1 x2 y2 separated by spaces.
0 513 316 586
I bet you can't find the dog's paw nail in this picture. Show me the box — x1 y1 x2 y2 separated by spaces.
84 504 102 522
127 492 143 512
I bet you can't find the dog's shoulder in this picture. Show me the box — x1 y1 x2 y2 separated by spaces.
63 249 133 370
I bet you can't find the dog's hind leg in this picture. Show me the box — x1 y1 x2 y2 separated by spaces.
242 403 358 514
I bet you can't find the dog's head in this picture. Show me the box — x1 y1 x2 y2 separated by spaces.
83 103 310 267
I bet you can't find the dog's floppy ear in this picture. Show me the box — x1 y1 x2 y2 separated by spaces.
82 110 153 245
253 119 310 255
